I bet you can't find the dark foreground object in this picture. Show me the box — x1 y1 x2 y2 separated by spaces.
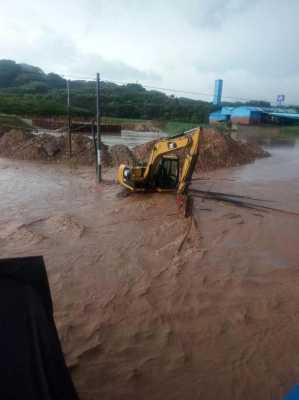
0 256 79 400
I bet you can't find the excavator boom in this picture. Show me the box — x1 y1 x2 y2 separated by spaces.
177 128 201 194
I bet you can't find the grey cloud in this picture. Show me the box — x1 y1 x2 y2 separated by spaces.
181 0 259 29
0 0 299 103
60 53 161 82
0 27 160 83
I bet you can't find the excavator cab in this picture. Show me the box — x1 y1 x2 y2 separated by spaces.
153 155 179 189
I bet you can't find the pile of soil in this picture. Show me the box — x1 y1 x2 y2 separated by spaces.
0 128 268 171
195 128 269 172
70 134 111 166
132 128 269 172
0 130 52 161
0 129 111 166
110 144 136 166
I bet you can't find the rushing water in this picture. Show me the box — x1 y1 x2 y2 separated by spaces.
1 130 299 400
237 140 299 183
101 130 167 148
2 130 299 225
201 131 299 215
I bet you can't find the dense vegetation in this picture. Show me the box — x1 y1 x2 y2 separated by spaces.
1 60 294 123
0 60 216 122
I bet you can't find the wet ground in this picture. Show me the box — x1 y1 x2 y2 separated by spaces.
1 135 299 399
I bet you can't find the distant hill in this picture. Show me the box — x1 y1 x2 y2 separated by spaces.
0 60 66 92
0 60 278 121
0 60 217 121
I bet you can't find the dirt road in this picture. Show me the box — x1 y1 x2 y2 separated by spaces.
1 145 299 399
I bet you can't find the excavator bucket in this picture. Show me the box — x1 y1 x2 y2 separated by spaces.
0 256 79 400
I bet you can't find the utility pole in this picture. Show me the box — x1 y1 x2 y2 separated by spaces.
66 79 72 157
91 120 98 174
96 73 102 182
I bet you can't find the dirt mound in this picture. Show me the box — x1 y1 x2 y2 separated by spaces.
0 129 65 160
0 127 268 171
110 144 136 166
196 128 269 172
70 135 111 166
0 129 111 166
0 129 33 153
132 128 269 172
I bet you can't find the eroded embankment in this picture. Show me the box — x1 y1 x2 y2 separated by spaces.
0 127 268 171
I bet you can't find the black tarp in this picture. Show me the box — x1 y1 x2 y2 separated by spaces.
0 256 79 400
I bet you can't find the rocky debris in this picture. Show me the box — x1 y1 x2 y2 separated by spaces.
0 129 111 166
132 128 269 172
42 135 64 157
110 144 136 166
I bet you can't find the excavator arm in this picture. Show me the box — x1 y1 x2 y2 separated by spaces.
177 128 201 194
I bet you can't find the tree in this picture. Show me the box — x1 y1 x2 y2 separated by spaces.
0 60 21 87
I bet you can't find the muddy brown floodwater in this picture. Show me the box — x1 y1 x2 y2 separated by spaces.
1 139 299 400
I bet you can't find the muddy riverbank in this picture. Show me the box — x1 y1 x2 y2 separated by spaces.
1 138 299 399
0 128 268 170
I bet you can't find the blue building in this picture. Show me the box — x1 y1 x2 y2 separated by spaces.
209 106 299 126
230 106 264 125
209 106 234 124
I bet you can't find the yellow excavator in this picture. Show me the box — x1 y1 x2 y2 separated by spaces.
117 127 202 216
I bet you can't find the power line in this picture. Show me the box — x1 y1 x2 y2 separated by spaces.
61 74 96 82
60 73 275 104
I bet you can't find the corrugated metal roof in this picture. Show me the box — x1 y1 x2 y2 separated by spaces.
221 107 234 115
233 106 264 112
269 112 299 120
209 111 227 121
209 106 299 122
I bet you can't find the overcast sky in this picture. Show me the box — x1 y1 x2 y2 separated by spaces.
1 0 299 103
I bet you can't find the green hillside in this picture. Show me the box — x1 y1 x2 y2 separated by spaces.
0 60 215 122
